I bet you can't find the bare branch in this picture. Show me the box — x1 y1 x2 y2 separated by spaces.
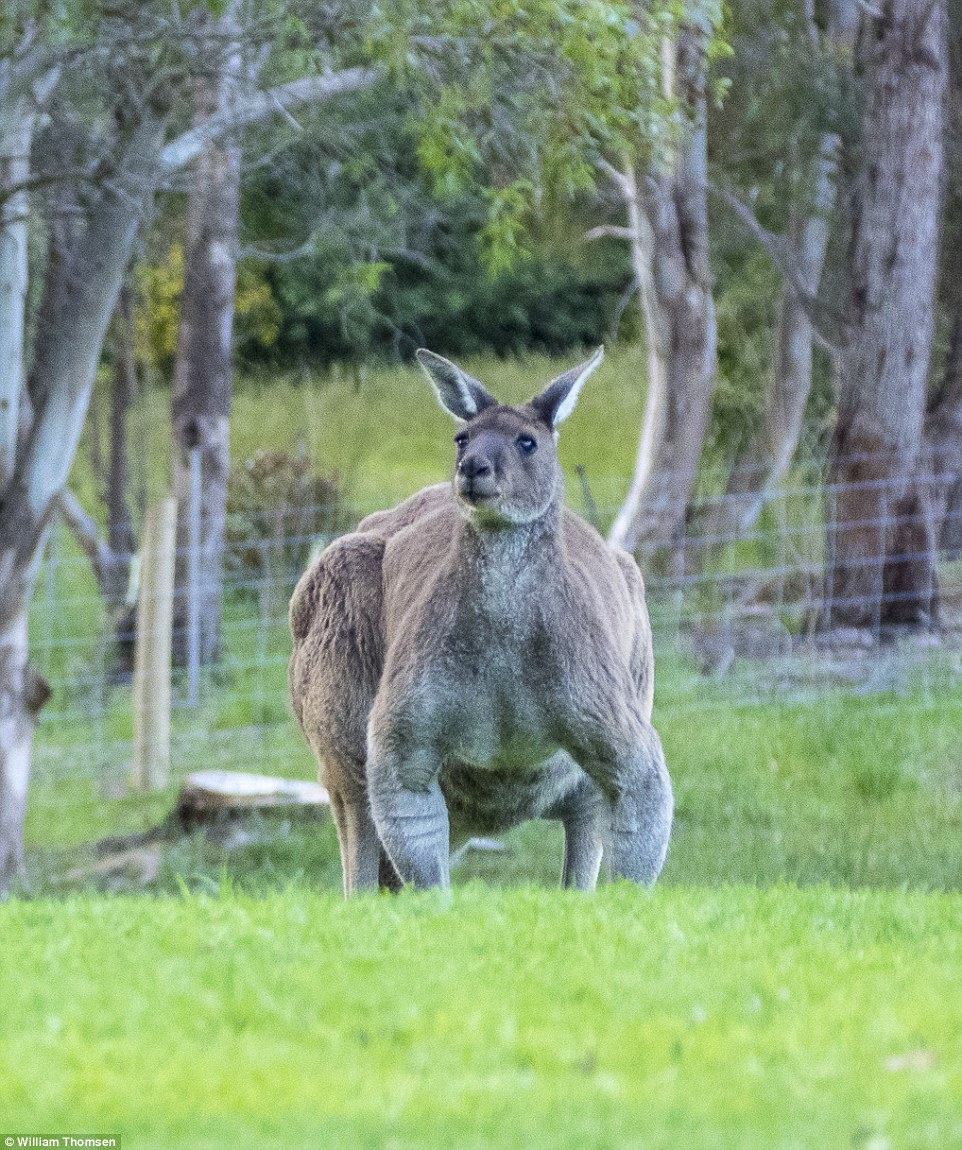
595 156 635 200
584 224 636 242
710 182 845 349
608 278 640 344
239 229 322 263
57 490 118 596
159 66 380 174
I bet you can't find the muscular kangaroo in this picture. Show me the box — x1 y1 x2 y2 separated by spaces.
289 348 672 894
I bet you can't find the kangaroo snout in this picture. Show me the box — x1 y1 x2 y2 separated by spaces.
457 452 498 501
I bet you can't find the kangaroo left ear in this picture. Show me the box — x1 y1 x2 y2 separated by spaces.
530 347 604 429
416 349 498 422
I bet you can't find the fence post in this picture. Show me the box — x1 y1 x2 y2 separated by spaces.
185 447 202 706
132 496 177 791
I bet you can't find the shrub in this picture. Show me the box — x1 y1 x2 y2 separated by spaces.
225 450 348 596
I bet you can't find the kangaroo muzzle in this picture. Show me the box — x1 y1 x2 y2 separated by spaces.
457 453 498 502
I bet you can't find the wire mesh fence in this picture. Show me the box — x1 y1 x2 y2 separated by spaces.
27 452 962 849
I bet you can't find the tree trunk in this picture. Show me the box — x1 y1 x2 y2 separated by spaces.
718 0 858 537
59 284 149 673
825 0 946 632
0 114 167 886
108 284 137 565
601 171 667 547
924 31 962 557
0 611 50 889
171 58 241 666
0 106 32 491
926 313 962 556
608 18 716 557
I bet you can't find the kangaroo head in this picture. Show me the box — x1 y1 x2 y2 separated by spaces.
416 347 604 526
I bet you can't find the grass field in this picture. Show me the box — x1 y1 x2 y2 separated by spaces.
78 345 650 514
2 886 961 1149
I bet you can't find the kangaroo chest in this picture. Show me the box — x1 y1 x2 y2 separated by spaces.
437 607 561 772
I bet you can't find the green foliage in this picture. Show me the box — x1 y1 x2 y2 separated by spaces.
134 243 281 375
264 238 627 368
709 247 781 456
134 241 184 369
235 262 283 351
227 0 725 371
406 0 679 267
712 0 860 224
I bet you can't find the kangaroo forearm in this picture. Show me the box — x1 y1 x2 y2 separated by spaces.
369 759 451 889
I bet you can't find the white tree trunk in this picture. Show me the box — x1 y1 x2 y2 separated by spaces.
607 17 716 557
607 174 668 548
0 610 49 889
0 107 32 489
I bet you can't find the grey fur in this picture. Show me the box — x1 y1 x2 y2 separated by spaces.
289 350 672 895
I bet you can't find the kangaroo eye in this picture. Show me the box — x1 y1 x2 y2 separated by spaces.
517 435 537 455
454 433 468 450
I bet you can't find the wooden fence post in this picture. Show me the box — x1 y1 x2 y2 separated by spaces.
131 496 177 791
185 447 202 706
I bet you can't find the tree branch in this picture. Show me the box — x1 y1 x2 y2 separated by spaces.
595 156 635 200
159 66 380 174
584 224 636 241
57 490 120 597
709 182 845 350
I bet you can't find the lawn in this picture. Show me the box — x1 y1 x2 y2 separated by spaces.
77 345 650 519
1 885 960 1149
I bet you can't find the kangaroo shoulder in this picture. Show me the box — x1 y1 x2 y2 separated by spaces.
381 497 457 578
612 548 647 602
561 508 641 596
357 483 451 539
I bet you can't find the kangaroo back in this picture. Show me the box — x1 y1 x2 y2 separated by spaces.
289 532 385 762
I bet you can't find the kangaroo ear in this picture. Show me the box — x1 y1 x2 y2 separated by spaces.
530 346 604 429
416 349 498 422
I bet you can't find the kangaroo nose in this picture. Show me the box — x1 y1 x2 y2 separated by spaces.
459 455 492 479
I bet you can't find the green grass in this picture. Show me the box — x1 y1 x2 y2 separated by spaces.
76 346 650 518
1 885 961 1149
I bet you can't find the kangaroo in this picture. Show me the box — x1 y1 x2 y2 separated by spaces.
289 348 672 894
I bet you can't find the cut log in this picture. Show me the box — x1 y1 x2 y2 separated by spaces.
176 769 330 821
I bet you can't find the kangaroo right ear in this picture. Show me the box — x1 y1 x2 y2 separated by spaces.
416 349 497 422
530 346 604 429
